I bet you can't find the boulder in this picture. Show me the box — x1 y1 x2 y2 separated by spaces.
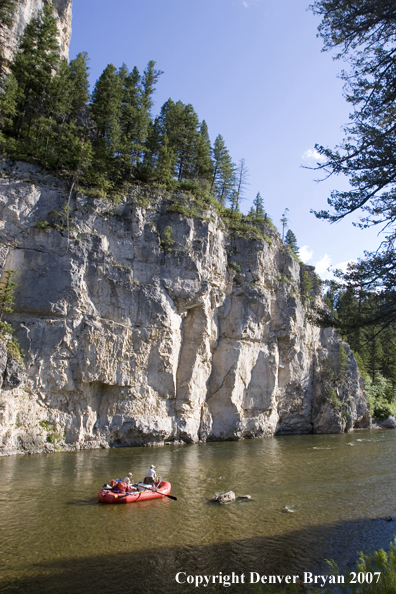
381 416 396 429
212 491 236 504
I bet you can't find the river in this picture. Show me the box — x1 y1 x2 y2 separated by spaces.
1 430 396 594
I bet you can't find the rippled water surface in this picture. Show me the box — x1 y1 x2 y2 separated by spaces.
1 431 396 593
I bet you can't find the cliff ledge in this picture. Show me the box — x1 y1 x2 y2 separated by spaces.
0 161 370 455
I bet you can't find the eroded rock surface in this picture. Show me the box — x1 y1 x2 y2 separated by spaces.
0 161 370 454
1 0 72 62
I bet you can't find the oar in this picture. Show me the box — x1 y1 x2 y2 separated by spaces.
144 485 177 501
109 486 177 501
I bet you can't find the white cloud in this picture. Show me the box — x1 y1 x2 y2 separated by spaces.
315 254 332 275
299 245 314 263
301 149 326 163
243 1 249 6
334 259 357 272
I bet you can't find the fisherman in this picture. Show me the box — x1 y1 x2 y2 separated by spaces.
143 465 157 486
124 472 133 487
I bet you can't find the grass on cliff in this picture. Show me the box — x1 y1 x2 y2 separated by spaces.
0 271 24 364
165 189 274 242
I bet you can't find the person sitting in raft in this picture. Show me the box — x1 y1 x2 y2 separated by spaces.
143 465 157 486
114 481 127 494
109 479 117 491
124 472 133 487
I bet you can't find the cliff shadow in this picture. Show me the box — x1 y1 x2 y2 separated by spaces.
1 516 395 594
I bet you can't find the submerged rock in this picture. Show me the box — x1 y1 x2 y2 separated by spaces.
212 491 236 504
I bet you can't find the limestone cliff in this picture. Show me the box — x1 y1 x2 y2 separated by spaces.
1 0 72 62
0 161 370 455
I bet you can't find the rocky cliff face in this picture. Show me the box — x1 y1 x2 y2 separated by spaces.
0 161 370 455
2 0 72 62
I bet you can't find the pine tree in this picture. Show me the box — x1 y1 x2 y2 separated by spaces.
130 60 162 176
380 324 396 390
0 0 16 29
211 134 235 204
230 158 249 211
68 52 90 120
362 326 384 382
0 0 17 75
253 191 265 218
141 116 161 181
153 132 177 188
11 3 60 138
28 51 90 173
310 0 396 331
153 99 201 183
0 70 17 142
176 102 200 181
301 270 314 305
192 119 212 185
119 65 143 179
285 229 299 256
90 63 124 186
141 60 163 117
280 208 289 240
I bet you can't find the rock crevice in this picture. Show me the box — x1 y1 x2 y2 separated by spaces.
0 161 370 454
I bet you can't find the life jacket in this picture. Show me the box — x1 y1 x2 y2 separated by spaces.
115 481 126 493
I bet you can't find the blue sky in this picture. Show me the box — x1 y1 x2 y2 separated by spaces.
69 0 381 280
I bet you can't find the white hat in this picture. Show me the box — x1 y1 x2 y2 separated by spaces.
150 465 155 469
128 472 133 477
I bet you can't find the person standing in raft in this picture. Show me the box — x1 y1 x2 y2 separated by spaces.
144 465 157 485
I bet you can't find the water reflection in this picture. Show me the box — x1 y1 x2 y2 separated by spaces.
0 431 396 593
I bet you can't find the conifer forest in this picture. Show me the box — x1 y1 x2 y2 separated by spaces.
1 0 396 422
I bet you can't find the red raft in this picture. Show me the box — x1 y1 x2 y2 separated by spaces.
97 480 172 504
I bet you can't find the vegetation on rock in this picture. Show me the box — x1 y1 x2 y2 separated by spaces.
0 268 23 363
0 2 284 244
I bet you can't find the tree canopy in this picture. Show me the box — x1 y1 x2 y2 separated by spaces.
0 4 262 211
309 0 396 329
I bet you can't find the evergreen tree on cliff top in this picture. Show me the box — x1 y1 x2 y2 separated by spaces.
285 229 299 256
90 63 124 187
11 2 60 137
211 134 235 204
192 120 213 184
309 0 396 330
0 0 17 75
119 61 162 181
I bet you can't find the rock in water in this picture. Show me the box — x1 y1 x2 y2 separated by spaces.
381 416 396 429
212 491 236 503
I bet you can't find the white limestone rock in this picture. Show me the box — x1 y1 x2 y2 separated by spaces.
1 0 72 63
0 160 371 454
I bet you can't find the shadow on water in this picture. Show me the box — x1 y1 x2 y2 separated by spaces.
67 498 101 506
1 517 395 594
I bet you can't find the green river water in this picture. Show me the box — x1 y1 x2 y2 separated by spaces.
1 430 396 594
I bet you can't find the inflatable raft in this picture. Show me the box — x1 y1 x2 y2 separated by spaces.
97 480 172 504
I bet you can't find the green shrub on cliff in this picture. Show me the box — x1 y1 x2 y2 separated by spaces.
0 269 23 363
0 3 276 231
